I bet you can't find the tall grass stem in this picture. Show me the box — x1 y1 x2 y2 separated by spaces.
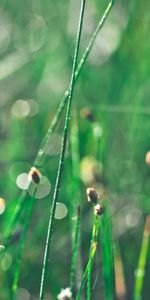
39 0 86 298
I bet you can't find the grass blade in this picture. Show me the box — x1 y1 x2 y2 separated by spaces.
70 206 81 297
34 0 115 168
76 216 100 300
133 216 150 300
101 203 115 300
39 1 86 298
12 188 37 297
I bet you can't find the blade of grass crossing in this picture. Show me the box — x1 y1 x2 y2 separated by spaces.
34 0 115 168
39 1 86 299
3 0 114 248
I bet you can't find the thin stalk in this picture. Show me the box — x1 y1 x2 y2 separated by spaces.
3 0 114 248
39 1 86 299
69 111 83 298
101 205 115 300
12 188 37 298
4 190 28 248
70 206 81 297
133 216 150 300
34 0 115 168
76 216 100 300
87 216 99 300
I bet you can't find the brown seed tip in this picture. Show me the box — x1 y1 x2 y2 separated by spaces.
28 167 41 184
86 187 99 204
145 151 150 166
77 205 81 216
94 203 105 216
80 108 95 123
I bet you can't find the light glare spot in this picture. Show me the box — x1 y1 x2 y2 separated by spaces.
55 202 68 220
45 133 62 156
0 198 6 215
11 100 30 118
28 176 51 199
0 245 5 252
16 288 30 300
16 173 31 190
15 14 47 52
1 253 12 271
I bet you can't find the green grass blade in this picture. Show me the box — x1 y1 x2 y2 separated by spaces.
76 216 100 300
39 1 86 298
87 216 99 300
133 216 150 300
12 188 37 298
70 206 81 297
101 204 115 300
34 0 115 168
4 191 28 248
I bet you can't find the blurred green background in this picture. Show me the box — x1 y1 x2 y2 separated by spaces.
0 0 150 299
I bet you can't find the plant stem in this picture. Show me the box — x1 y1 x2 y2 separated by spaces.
34 0 115 168
12 188 37 298
4 191 28 248
133 216 150 300
76 216 100 300
101 205 115 300
39 0 86 299
70 206 81 298
87 216 99 300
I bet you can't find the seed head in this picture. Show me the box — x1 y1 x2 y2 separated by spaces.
28 167 41 184
80 108 95 123
86 187 99 204
94 203 105 216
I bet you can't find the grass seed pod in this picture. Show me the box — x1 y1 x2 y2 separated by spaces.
94 203 105 216
86 187 99 204
80 108 95 123
29 167 41 184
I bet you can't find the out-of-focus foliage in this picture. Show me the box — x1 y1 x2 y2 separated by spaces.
0 0 150 299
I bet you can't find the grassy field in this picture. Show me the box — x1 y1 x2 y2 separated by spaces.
0 0 150 299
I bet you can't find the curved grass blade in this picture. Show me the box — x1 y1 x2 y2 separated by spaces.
133 216 150 300
39 0 86 298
